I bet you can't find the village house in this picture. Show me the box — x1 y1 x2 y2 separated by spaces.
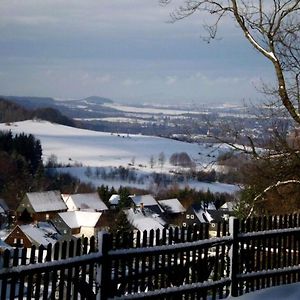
125 207 166 233
158 198 186 225
4 222 61 248
61 192 108 212
129 194 164 215
108 194 120 209
16 191 67 223
183 204 214 228
52 211 103 238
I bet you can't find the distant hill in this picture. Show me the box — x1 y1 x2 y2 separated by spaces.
2 96 57 110
0 98 76 127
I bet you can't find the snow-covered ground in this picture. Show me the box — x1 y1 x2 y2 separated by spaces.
0 120 239 193
227 282 300 300
0 120 220 168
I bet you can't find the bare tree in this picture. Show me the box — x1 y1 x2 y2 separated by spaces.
160 0 300 216
158 151 166 169
160 0 299 124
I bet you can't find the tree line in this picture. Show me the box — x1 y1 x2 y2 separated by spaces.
0 98 76 127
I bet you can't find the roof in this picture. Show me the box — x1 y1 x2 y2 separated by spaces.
109 194 120 205
26 191 67 213
130 194 159 207
220 201 235 211
0 199 9 213
62 193 108 211
125 208 166 233
19 223 59 246
58 211 102 229
158 198 186 214
192 205 213 223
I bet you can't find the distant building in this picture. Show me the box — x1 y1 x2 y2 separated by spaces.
16 191 67 223
108 194 120 208
4 222 61 248
129 194 164 215
61 193 108 212
158 198 186 225
124 208 166 233
52 211 103 238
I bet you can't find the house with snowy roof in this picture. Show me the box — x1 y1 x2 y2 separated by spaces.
52 211 103 238
124 207 166 233
61 193 108 212
183 204 214 228
16 191 67 223
4 222 61 248
129 194 164 215
158 198 186 225
108 194 120 208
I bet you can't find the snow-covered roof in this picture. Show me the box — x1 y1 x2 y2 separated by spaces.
158 198 186 214
26 191 67 213
193 207 213 223
0 239 12 250
125 208 166 233
61 193 108 211
20 223 59 246
109 194 120 205
130 194 159 207
220 201 235 211
0 198 8 213
58 211 102 229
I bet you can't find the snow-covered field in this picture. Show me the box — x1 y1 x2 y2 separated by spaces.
0 120 239 193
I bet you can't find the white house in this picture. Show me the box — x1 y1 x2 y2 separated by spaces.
54 211 102 238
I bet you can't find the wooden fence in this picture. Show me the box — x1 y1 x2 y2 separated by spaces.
1 215 300 299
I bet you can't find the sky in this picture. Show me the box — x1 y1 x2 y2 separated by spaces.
0 0 274 106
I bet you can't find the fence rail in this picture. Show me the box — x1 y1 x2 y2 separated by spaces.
1 215 300 299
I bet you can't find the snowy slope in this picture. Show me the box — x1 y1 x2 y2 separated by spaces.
0 120 223 170
0 120 239 193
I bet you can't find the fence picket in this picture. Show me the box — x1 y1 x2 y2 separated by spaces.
2 215 300 300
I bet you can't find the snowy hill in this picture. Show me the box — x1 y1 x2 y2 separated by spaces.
0 120 238 193
0 120 223 169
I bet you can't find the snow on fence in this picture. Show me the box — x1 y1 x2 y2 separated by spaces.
1 215 300 299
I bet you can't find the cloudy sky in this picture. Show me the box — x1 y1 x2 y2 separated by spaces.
0 0 274 105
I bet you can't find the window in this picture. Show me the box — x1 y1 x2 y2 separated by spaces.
46 214 50 220
13 238 17 244
20 239 24 245
191 214 194 219
183 222 187 227
186 214 190 219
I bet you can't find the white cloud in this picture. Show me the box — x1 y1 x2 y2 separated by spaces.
96 74 112 84
121 78 141 87
166 76 177 85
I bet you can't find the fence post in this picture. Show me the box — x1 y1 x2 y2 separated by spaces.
96 231 112 300
229 217 239 297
